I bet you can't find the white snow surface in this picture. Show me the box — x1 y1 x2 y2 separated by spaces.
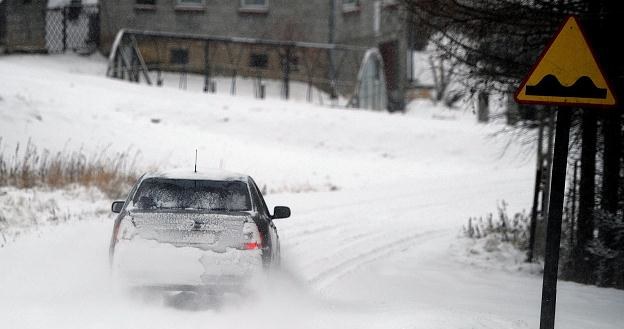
0 54 622 329
0 186 112 247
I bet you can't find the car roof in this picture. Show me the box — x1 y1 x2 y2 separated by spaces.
141 168 249 182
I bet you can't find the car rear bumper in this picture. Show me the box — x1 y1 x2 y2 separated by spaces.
112 238 263 288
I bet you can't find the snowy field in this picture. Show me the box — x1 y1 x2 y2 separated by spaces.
1 54 622 329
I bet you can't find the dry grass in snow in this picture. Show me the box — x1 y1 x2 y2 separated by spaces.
0 139 139 198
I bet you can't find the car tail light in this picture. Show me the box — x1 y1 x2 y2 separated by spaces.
244 242 260 250
242 221 262 250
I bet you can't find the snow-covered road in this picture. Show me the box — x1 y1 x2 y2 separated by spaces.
1 54 623 329
1 175 622 329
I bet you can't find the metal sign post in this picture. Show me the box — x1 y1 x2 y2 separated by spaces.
538 108 570 329
514 16 617 329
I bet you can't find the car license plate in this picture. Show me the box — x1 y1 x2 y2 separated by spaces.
183 230 216 244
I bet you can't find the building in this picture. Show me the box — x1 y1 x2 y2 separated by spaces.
100 0 424 111
0 0 47 53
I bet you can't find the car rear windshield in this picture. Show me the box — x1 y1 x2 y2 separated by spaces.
131 178 252 211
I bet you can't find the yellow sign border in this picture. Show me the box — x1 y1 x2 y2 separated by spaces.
515 16 616 107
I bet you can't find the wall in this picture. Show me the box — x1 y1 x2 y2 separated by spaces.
100 0 408 110
134 37 334 94
334 1 408 111
0 2 6 51
100 0 332 53
3 0 47 53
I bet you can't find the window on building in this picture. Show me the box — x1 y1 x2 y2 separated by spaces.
170 48 189 65
290 56 300 72
135 0 156 6
176 0 204 8
280 54 300 72
249 53 269 69
343 0 360 12
239 0 268 13
241 0 268 9
383 0 398 6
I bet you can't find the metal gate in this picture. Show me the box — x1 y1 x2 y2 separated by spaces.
46 4 99 54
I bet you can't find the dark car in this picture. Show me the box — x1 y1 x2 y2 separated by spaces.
108 169 290 289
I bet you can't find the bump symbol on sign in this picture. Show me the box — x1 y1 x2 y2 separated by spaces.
515 16 616 107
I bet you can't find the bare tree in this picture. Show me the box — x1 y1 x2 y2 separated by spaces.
400 0 624 288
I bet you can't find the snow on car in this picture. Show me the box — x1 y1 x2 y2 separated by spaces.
108 169 290 291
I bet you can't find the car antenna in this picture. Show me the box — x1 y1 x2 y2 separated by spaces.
194 149 198 173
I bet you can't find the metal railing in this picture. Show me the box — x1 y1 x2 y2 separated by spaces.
106 29 388 110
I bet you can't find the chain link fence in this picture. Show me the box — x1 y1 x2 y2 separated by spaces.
46 4 99 54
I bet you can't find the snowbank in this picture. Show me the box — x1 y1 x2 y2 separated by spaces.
451 235 544 276
0 186 111 247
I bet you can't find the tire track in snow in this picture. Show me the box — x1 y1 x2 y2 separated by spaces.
292 228 389 270
278 173 532 294
281 175 529 246
282 198 455 288
307 229 447 289
282 198 450 271
283 198 443 245
286 175 528 219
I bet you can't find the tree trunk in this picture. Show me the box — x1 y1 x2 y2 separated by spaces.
541 111 555 220
573 109 597 284
528 115 544 263
602 112 621 213
477 92 489 123
598 111 621 286
599 0 624 288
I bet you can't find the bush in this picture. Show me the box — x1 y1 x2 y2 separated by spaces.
0 139 139 198
463 201 531 252
587 210 624 287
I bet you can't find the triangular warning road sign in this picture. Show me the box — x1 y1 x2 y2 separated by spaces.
515 16 616 107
